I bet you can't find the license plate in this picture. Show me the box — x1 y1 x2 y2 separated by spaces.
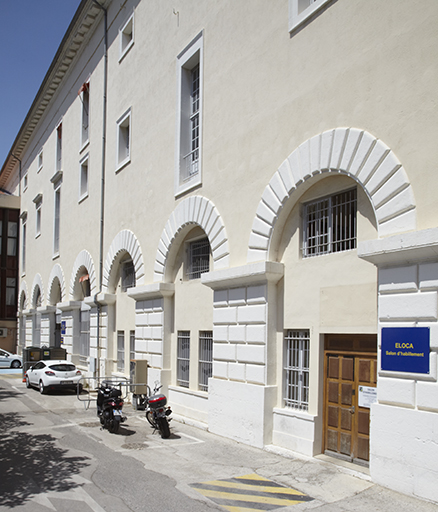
60 381 73 385
113 410 122 417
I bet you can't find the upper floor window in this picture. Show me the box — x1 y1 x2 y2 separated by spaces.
175 32 203 196
302 188 357 258
116 109 131 171
119 12 134 61
79 154 89 202
33 194 43 238
37 149 43 173
79 82 90 147
56 122 63 172
289 0 333 33
52 178 62 257
187 237 210 280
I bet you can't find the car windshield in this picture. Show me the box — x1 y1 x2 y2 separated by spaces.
49 364 76 372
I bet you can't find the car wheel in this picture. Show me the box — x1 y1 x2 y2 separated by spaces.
11 360 21 369
26 375 31 388
39 381 46 394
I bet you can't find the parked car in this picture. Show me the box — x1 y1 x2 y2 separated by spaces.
25 360 83 394
0 349 22 369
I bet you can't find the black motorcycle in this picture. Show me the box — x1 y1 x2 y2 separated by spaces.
97 382 126 434
145 383 172 438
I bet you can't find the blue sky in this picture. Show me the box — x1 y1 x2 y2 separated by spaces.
0 0 81 167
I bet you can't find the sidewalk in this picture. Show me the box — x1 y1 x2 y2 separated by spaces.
1 373 437 512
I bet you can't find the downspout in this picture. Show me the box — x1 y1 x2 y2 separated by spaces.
92 0 108 383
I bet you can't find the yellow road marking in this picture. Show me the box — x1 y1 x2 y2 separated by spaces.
194 479 306 496
195 488 303 506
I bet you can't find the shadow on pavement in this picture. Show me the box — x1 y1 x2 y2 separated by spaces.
0 411 90 508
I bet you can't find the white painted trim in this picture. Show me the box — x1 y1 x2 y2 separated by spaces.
116 108 132 172
119 11 135 62
289 0 333 33
247 128 416 264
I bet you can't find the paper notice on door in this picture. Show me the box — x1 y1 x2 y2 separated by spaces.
358 385 377 408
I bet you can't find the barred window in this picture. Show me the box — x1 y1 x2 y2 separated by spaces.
187 238 210 280
117 331 125 372
303 188 357 258
284 330 310 411
79 308 90 365
177 331 190 388
121 259 135 291
199 331 213 391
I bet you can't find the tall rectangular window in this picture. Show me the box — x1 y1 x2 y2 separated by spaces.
175 32 203 196
53 183 61 255
284 330 310 411
56 122 62 172
117 331 125 372
121 259 135 291
130 330 135 362
303 188 356 258
199 331 212 392
21 213 27 275
80 82 90 147
119 12 134 60
0 209 19 320
177 331 190 388
116 109 131 171
79 154 89 201
79 307 90 365
33 194 42 238
187 238 210 280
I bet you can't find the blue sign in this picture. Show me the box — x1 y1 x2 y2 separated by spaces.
61 321 66 335
381 327 430 374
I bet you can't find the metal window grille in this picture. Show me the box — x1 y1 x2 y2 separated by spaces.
284 330 310 411
199 331 213 391
130 330 135 362
187 238 210 280
303 188 356 258
121 259 135 291
54 188 61 254
117 331 125 372
79 309 90 365
183 64 200 180
177 331 190 388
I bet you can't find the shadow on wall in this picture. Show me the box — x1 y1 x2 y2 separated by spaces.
0 395 90 507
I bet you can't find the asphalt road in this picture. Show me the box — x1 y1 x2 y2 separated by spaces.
0 373 436 512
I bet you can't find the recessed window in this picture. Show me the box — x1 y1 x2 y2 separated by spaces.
175 32 203 196
56 122 63 172
38 150 43 173
53 179 62 257
23 173 28 192
121 258 135 291
33 194 43 238
117 331 125 372
20 212 27 275
187 237 210 280
177 331 190 388
79 82 90 147
79 154 89 201
119 13 134 61
116 109 131 171
302 188 357 258
79 306 90 365
284 329 310 411
289 0 333 33
199 331 213 392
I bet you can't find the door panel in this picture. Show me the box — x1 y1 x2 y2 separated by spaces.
324 350 376 464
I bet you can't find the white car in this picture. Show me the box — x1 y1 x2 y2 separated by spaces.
26 359 83 394
0 349 22 369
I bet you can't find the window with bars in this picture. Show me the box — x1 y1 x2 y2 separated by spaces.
187 238 210 280
130 330 135 362
177 331 190 388
53 184 61 255
117 331 125 372
79 308 90 365
121 259 135 291
199 331 213 391
284 329 310 411
303 188 356 258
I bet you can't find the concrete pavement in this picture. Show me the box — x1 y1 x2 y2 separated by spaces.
0 372 436 512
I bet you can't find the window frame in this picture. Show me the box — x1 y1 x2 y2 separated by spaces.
55 121 63 172
289 0 333 33
121 258 135 292
37 149 43 173
117 330 125 373
198 331 213 392
177 330 190 388
79 153 89 202
119 12 134 62
20 211 27 276
186 237 210 280
33 194 43 238
116 108 132 172
52 176 62 258
175 32 203 196
284 329 310 411
79 306 90 365
80 82 90 149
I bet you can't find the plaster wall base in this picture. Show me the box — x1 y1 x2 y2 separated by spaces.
272 407 317 457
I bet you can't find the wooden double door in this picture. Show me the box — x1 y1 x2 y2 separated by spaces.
323 335 377 464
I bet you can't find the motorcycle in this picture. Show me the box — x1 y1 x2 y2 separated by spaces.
145 382 172 438
97 381 127 434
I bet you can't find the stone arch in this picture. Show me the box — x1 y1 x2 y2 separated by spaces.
153 195 230 282
19 281 28 311
31 274 44 308
48 263 66 305
70 250 97 300
102 230 144 293
247 127 416 263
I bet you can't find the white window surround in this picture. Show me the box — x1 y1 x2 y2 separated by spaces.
119 12 134 62
175 32 203 197
55 120 63 172
116 108 132 172
37 150 43 173
23 172 28 192
79 153 89 202
20 211 27 276
289 0 332 33
33 193 43 238
52 174 62 259
80 81 90 149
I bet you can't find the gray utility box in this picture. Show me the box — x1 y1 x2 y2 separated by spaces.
130 359 148 395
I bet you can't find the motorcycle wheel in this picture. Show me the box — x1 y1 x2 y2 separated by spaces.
157 417 170 439
110 417 120 434
146 410 156 427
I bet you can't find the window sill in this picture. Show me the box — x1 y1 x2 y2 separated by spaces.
35 233 41 239
52 252 60 260
78 192 88 204
175 172 201 197
116 157 131 174
119 40 134 63
289 0 333 34
80 139 90 153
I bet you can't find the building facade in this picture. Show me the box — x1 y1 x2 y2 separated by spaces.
1 0 438 503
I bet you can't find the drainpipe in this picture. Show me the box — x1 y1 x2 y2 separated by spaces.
92 0 108 383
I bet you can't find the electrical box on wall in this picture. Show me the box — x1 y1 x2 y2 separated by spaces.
130 359 148 395
0 328 7 337
88 357 97 373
